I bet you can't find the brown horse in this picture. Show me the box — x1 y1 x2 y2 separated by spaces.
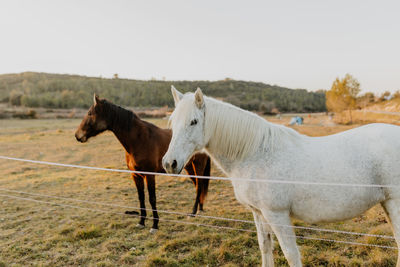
75 95 211 232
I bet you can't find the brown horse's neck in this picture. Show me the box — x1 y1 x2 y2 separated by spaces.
101 101 142 154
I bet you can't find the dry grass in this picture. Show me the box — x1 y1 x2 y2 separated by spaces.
0 116 397 266
332 110 400 126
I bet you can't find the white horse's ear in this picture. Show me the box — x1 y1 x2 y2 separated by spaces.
194 87 204 108
93 94 100 106
171 85 183 106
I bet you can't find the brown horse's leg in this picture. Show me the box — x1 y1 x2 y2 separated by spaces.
185 160 201 216
198 157 211 211
193 179 202 216
145 175 159 231
126 174 147 227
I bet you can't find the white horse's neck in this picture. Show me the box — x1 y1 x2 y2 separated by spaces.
202 97 302 174
203 148 237 175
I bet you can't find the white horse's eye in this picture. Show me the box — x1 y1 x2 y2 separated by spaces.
190 119 198 126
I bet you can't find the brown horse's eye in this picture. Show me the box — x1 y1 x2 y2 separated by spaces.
190 119 198 126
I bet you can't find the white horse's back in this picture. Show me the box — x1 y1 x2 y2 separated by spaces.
305 123 400 186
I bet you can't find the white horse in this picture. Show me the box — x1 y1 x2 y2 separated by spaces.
162 86 400 267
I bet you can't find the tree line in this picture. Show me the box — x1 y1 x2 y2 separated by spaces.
0 72 326 113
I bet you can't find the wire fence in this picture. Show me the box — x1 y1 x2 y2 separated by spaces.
0 155 397 251
1 155 400 188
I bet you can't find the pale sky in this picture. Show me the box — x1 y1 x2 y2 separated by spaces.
0 0 399 93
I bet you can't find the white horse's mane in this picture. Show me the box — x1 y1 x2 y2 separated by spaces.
171 93 301 160
203 97 301 160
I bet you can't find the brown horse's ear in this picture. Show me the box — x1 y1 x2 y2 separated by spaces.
195 87 204 108
171 85 183 106
93 94 100 106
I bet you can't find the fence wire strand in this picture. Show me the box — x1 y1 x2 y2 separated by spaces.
1 155 400 188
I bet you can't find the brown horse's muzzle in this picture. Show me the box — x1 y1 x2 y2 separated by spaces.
75 130 87 143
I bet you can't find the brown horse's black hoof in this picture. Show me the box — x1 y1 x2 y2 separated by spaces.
125 210 140 215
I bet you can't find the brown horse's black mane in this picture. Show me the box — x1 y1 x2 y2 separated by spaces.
100 100 138 131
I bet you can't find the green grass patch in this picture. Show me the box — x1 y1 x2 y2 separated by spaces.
73 225 103 240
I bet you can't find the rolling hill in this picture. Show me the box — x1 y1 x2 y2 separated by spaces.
0 72 326 113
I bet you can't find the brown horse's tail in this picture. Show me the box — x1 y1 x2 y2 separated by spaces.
200 157 211 203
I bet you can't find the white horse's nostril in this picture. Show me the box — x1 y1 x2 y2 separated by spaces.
164 161 170 170
171 160 177 169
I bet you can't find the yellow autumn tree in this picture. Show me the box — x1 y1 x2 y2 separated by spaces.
326 74 360 123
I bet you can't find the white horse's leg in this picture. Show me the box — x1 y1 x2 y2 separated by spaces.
261 209 302 267
252 210 274 267
382 199 400 267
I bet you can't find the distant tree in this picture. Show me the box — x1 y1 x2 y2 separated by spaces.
379 91 392 101
326 74 361 123
113 73 119 79
356 92 375 109
364 92 375 102
9 89 23 106
259 101 276 114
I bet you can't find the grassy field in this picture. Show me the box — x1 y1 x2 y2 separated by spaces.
0 115 397 266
